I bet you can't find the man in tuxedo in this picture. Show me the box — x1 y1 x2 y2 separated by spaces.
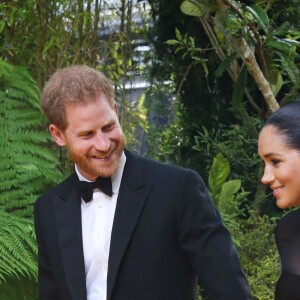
34 65 252 300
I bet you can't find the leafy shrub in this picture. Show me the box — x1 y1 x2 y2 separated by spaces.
207 153 279 299
234 216 279 300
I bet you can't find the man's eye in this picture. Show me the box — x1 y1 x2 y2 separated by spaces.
103 124 114 131
82 132 93 137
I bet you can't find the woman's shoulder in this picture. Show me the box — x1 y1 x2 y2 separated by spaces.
275 208 300 239
279 208 300 224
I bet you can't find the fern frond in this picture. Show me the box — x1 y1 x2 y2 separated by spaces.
0 210 37 283
12 143 59 162
0 60 63 282
12 130 50 143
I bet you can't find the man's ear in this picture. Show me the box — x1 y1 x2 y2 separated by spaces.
49 124 66 147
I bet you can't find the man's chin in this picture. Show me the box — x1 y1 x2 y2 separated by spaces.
91 160 120 178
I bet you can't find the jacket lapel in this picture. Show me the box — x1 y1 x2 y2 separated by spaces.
53 173 87 300
107 150 152 300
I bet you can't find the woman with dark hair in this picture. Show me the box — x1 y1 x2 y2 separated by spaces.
258 101 300 300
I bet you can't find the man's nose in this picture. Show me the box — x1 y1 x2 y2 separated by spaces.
94 132 110 151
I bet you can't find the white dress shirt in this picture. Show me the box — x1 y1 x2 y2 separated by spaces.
75 152 126 300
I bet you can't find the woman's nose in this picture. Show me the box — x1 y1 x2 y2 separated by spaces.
261 167 274 185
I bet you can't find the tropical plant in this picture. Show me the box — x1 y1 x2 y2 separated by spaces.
147 0 300 217
179 0 300 113
207 153 279 299
207 153 250 244
235 215 279 300
0 60 63 287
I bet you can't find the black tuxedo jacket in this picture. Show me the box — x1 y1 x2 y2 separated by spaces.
34 150 252 300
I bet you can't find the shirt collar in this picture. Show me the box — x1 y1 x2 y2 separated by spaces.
75 151 126 194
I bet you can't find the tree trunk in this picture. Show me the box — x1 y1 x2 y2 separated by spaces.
237 37 280 113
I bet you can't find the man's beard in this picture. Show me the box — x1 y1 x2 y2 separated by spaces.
69 138 125 179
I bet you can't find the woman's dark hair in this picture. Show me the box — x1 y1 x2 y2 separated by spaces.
264 101 300 151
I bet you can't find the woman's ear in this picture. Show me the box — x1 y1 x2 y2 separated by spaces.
49 124 66 146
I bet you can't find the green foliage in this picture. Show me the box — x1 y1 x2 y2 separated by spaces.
0 210 37 282
0 0 103 86
166 28 209 76
192 117 278 217
193 116 262 180
208 153 249 245
208 153 230 202
180 0 216 17
207 154 279 299
193 123 258 175
179 0 300 102
0 60 63 286
0 276 38 300
119 90 150 153
0 60 63 216
245 5 269 33
234 216 279 300
146 96 202 169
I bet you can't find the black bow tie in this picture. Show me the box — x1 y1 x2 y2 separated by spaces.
76 177 113 203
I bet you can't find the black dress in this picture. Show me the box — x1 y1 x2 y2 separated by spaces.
275 209 300 300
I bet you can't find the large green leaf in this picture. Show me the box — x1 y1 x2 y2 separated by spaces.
218 179 241 213
282 38 300 47
266 37 296 54
208 153 230 204
220 179 241 200
180 0 207 17
246 5 269 33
